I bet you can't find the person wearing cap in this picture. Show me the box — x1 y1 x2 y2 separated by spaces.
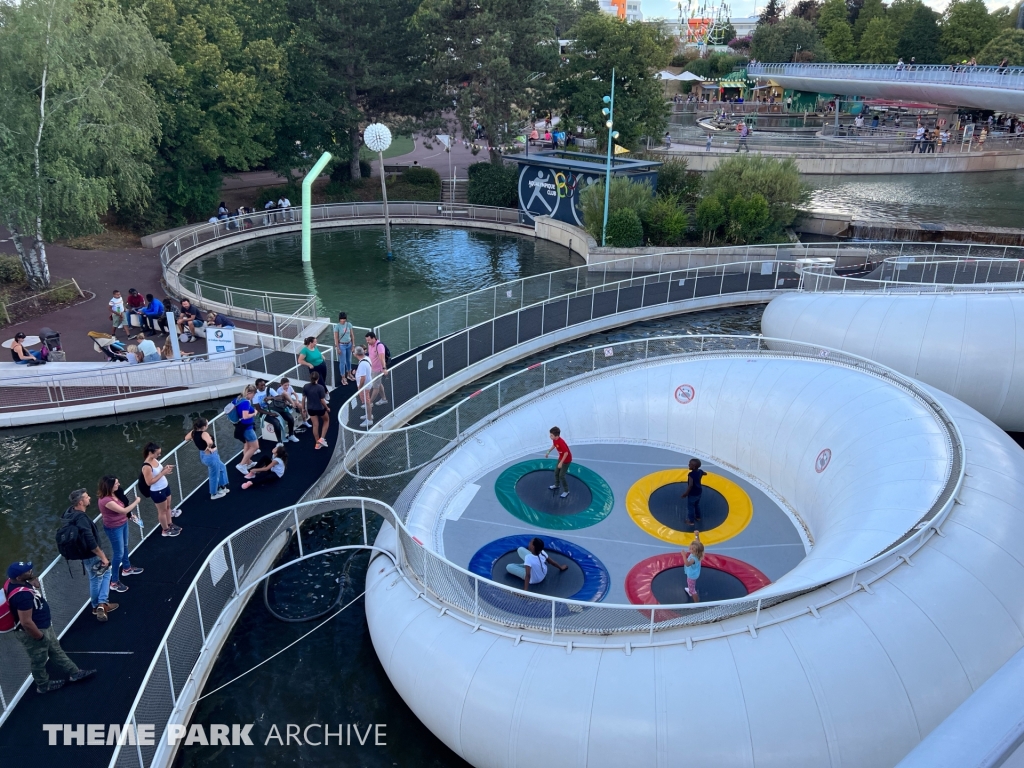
10 332 44 364
4 561 96 693
62 488 119 621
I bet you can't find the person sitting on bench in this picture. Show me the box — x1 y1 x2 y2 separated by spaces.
139 294 166 334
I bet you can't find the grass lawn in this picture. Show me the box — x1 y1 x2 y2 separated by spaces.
359 134 414 161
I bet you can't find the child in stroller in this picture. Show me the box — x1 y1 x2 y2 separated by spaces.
88 331 129 363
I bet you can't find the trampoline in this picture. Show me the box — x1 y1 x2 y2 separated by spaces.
625 551 771 607
650 566 748 604
646 482 729 533
626 468 753 545
495 459 614 530
468 534 610 604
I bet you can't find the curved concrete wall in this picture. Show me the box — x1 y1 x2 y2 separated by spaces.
366 360 1024 768
761 292 1024 431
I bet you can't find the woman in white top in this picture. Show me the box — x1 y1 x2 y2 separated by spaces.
142 442 181 537
506 537 568 592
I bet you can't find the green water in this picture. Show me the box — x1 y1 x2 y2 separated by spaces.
0 402 221 569
182 227 581 328
804 170 1024 229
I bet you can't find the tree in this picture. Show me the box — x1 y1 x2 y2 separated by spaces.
704 154 805 231
759 0 784 26
413 0 561 161
552 14 673 150
791 0 821 24
817 0 851 41
285 0 430 184
896 3 942 62
941 0 999 62
858 17 899 62
976 28 1024 65
0 0 166 287
825 20 857 61
751 17 823 62
578 176 653 241
853 0 885 41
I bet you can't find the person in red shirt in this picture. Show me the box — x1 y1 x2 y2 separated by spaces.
545 426 572 498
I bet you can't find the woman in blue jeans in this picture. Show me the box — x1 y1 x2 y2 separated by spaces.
185 418 230 499
97 476 144 593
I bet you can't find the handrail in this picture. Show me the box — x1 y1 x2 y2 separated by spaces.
107 334 966 765
801 253 1024 293
749 62 1024 90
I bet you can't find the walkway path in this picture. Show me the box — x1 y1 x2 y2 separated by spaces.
0 379 348 766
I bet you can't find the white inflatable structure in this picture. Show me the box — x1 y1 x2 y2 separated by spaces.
365 343 1024 768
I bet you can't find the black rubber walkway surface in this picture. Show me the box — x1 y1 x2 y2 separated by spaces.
0 380 349 766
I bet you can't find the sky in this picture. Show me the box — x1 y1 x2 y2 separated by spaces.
641 0 1015 20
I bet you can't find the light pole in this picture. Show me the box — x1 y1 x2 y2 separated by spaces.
301 151 332 263
364 123 394 260
601 67 620 248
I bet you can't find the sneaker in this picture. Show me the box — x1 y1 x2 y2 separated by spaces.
211 489 228 500
560 492 569 499
121 567 144 576
685 588 693 597
170 508 182 518
549 485 557 490
359 419 372 427
287 435 300 443
93 606 108 622
219 486 231 495
317 437 328 447
304 420 313 428
37 680 66 694
101 602 119 613
275 442 284 449
69 669 96 683
161 526 182 537
236 463 251 474
109 581 129 593
252 448 261 456
375 398 388 406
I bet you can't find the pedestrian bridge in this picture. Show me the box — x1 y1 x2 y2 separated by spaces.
748 63 1024 113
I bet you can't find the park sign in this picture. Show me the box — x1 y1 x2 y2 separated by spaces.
511 150 660 227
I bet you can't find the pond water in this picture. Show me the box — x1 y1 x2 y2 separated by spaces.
182 227 581 329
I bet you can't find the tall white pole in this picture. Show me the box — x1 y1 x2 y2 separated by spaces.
379 150 392 261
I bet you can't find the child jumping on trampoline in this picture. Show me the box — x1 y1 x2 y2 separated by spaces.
545 426 572 498
680 457 706 526
683 532 704 602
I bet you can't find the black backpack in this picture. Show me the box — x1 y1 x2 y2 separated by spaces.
55 513 92 561
137 465 152 498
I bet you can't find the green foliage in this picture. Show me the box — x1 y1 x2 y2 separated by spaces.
727 194 772 244
858 17 899 62
553 14 673 150
896 3 942 63
704 155 806 230
641 197 689 246
853 0 885 41
683 53 747 79
403 166 441 187
977 29 1024 65
578 177 654 241
383 168 441 202
0 0 167 286
941 0 999 62
824 20 857 61
605 208 644 248
816 0 851 41
759 0 784 25
751 17 823 62
655 159 701 207
791 0 821 23
0 255 27 285
467 163 519 208
695 196 726 244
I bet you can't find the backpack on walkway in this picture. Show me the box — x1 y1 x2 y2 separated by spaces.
55 514 92 561
0 579 34 633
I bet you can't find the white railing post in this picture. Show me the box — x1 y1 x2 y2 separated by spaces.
195 586 206 642
293 508 303 557
227 540 241 595
164 645 176 703
648 607 655 642
361 500 368 545
551 600 556 641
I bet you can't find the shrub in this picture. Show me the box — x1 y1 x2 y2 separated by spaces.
696 195 727 244
605 208 644 248
361 159 372 179
704 154 806 231
655 159 702 207
727 193 772 244
642 196 689 246
0 255 26 284
403 166 441 187
467 162 519 208
579 177 654 241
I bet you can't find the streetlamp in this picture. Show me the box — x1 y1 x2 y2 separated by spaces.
364 122 394 261
601 67 620 248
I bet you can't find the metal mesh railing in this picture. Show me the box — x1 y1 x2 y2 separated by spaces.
749 62 1024 91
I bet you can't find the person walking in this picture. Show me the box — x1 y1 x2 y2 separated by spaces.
705 133 712 152
109 290 128 338
185 418 230 499
142 443 181 537
354 346 374 427
242 445 288 490
505 537 568 592
97 476 143 594
333 312 356 384
680 458 706 526
231 385 261 473
365 331 389 406
683 531 705 602
545 426 572 499
303 371 330 448
298 336 328 386
4 562 96 693
736 122 750 152
913 124 925 153
59 489 118 621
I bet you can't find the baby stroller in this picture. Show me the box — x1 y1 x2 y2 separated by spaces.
88 331 128 363
39 326 65 362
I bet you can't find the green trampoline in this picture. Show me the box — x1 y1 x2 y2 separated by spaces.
494 459 614 530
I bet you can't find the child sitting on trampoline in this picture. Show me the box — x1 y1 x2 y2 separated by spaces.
507 537 568 592
683 532 704 602
241 445 287 490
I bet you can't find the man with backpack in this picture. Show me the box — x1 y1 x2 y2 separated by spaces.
57 489 119 622
365 331 390 406
3 561 96 693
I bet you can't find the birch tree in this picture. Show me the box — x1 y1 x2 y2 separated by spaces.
0 0 166 287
